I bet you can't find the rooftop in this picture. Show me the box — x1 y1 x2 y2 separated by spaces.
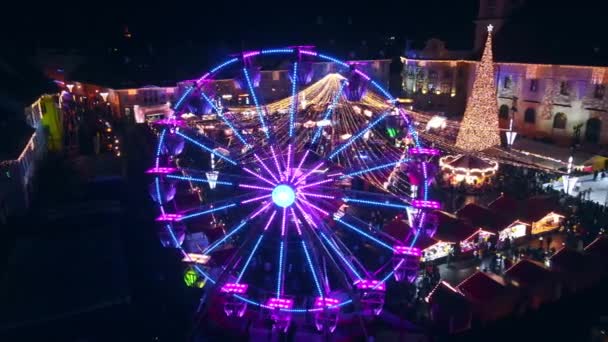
0 117 35 162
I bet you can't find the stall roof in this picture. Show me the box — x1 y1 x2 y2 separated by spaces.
549 248 587 272
521 195 562 222
456 203 507 233
488 194 520 221
383 217 410 241
432 211 478 243
426 281 469 307
584 236 608 261
504 259 552 287
457 272 511 302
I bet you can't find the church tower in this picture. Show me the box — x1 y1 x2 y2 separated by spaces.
474 0 524 52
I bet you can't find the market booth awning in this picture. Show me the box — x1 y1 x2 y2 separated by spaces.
425 281 472 334
584 236 608 272
456 203 506 234
549 247 599 293
432 211 478 243
504 259 559 309
456 272 519 322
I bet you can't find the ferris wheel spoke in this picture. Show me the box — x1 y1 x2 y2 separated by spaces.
334 216 395 252
301 239 324 297
288 62 298 139
179 202 237 221
241 193 272 205
243 67 271 140
200 91 251 148
319 231 363 281
242 167 277 187
327 111 390 160
341 197 409 210
176 131 238 166
297 197 330 217
235 234 265 283
166 174 233 187
311 80 347 145
341 159 409 179
254 153 280 183
289 149 310 182
293 161 327 186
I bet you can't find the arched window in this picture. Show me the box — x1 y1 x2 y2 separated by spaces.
553 112 567 129
499 104 510 119
524 108 536 124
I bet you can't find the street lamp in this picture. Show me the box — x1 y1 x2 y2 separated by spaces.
100 92 109 102
505 117 517 148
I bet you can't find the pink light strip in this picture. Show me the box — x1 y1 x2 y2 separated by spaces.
299 192 335 199
297 178 335 190
250 201 272 219
298 198 329 216
281 208 287 236
295 202 316 228
239 183 275 191
264 210 277 231
299 50 318 56
286 144 292 179
294 161 325 186
354 69 371 80
242 194 272 204
243 51 261 58
290 150 310 182
290 208 302 235
270 146 283 181
243 167 276 187
254 154 280 183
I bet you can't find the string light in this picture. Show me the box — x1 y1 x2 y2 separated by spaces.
454 25 501 152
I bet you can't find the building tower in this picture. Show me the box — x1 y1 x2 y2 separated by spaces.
473 0 524 52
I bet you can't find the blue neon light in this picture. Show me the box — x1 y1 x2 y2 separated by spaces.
176 131 238 165
329 112 389 159
237 234 265 282
289 62 298 138
342 159 409 178
181 203 237 221
166 174 232 186
277 241 284 298
210 57 238 74
243 68 270 139
261 48 294 54
318 53 349 68
311 81 346 144
272 184 296 208
302 240 323 297
335 218 395 252
156 129 166 158
173 86 194 110
342 197 409 210
155 177 164 205
204 219 248 254
370 80 395 102
200 92 250 146
320 233 362 280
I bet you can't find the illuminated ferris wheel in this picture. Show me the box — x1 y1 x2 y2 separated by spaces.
147 47 440 333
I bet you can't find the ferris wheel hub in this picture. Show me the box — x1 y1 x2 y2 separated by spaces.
272 184 296 208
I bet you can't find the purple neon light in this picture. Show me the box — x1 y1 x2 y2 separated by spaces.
270 146 283 180
295 202 316 228
290 208 302 235
409 147 440 156
286 144 292 179
314 297 340 309
411 199 441 209
239 183 275 191
393 246 422 257
298 198 329 217
281 208 287 236
196 73 210 84
154 118 186 127
290 150 310 182
242 194 272 204
243 167 276 187
221 282 248 294
297 177 335 190
254 154 280 183
266 297 294 309
146 167 176 174
354 279 386 291
264 210 277 231
299 192 335 200
295 161 325 185
243 51 260 58
354 69 371 81
250 201 272 219
156 213 183 222
299 50 317 56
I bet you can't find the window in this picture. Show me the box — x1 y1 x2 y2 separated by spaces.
594 84 605 99
503 76 512 89
499 104 510 119
524 108 536 123
529 79 538 92
272 71 280 81
553 112 567 129
560 81 570 96
487 0 497 17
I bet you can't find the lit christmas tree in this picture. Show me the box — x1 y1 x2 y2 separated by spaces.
455 25 501 151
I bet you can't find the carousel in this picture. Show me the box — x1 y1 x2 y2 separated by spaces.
439 154 498 186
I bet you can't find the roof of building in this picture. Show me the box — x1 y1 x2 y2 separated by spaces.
456 203 507 233
550 248 587 272
426 281 469 308
521 195 562 222
383 217 410 241
504 259 552 286
457 272 511 302
0 117 35 162
433 210 478 243
584 236 608 261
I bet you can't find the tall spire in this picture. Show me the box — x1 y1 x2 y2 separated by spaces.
455 25 501 152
